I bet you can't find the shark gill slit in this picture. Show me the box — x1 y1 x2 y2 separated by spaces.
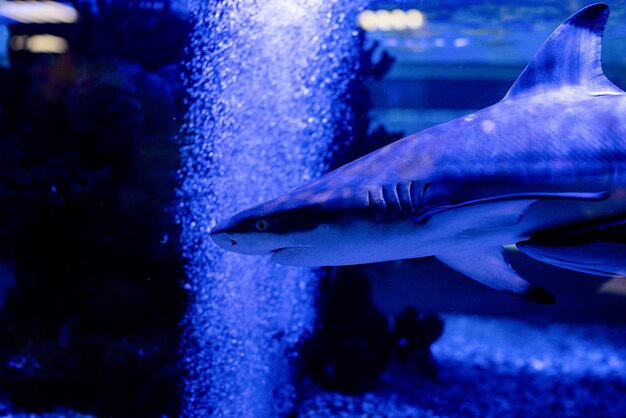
421 182 430 202
366 188 387 217
397 182 414 214
394 183 404 215
409 180 419 213
383 183 402 215
380 184 390 214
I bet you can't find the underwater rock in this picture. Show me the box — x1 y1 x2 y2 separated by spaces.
303 269 393 393
0 4 187 416
67 62 143 176
298 314 626 417
302 268 445 392
0 334 178 416
393 307 444 379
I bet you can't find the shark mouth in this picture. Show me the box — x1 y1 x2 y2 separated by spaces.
271 246 310 255
270 247 312 265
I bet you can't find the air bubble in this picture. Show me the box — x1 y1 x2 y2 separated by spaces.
179 1 365 415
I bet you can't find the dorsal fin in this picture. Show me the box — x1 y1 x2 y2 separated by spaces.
503 3 623 101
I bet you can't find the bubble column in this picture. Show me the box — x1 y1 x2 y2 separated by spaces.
178 1 364 416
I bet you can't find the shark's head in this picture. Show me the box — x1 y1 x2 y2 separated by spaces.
210 183 370 265
210 200 319 256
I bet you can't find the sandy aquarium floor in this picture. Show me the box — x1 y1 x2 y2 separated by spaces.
1 315 625 417
298 314 626 418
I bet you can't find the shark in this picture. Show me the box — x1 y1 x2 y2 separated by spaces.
210 3 626 304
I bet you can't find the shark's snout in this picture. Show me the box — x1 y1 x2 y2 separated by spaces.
210 231 237 249
210 215 240 248
210 218 279 255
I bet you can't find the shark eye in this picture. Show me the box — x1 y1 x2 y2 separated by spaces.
255 219 269 232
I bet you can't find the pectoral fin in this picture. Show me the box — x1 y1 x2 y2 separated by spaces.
437 247 555 304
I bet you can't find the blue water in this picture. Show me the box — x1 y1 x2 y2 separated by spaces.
175 2 626 416
0 1 625 417
178 1 364 416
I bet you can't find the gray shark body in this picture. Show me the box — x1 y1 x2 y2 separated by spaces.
211 3 626 303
